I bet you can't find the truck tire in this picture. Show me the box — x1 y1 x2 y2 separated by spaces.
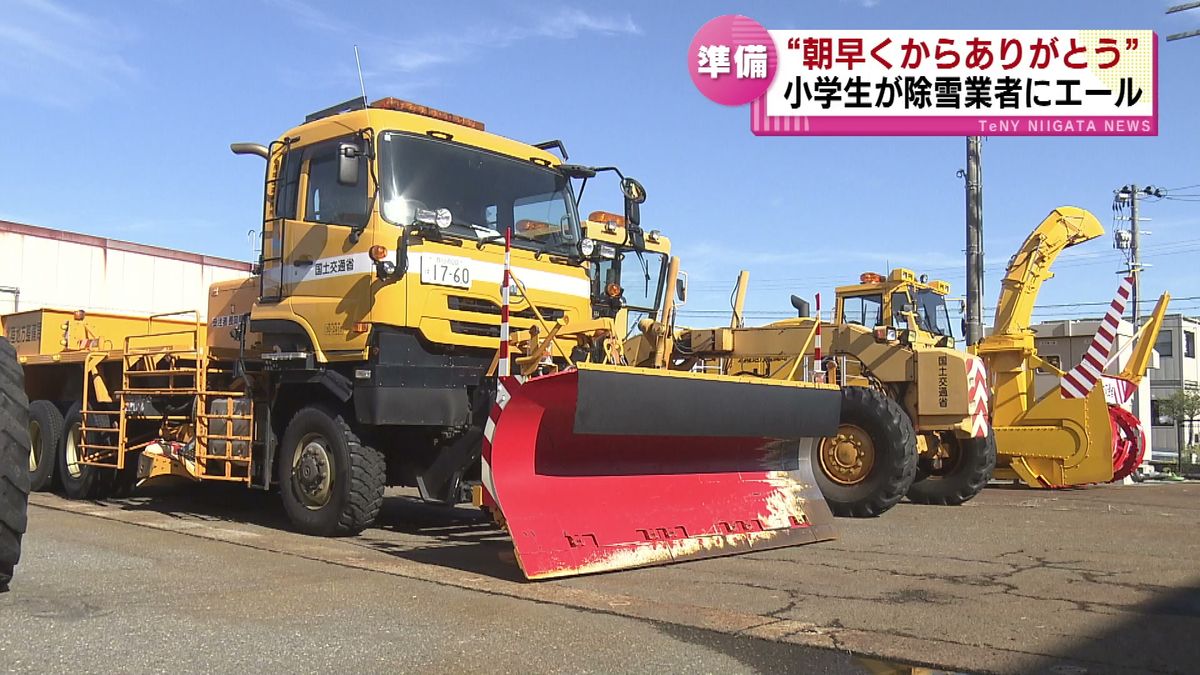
1 337 31 592
278 405 385 536
58 403 117 501
907 431 996 506
813 386 917 518
28 400 63 492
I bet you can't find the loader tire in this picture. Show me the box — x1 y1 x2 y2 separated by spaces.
279 405 385 536
1 337 31 592
58 403 117 501
907 432 996 506
814 386 917 518
28 400 63 492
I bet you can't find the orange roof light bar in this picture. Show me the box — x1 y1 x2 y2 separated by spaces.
859 272 885 284
369 97 485 131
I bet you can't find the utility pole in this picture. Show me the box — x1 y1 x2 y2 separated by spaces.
1129 184 1141 328
1115 184 1163 329
964 136 984 345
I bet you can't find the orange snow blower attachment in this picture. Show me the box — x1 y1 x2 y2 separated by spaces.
481 365 840 580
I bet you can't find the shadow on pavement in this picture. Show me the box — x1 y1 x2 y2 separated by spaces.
1030 577 1200 674
95 482 527 581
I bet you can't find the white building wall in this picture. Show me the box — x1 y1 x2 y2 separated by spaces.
0 222 251 320
1149 315 1200 464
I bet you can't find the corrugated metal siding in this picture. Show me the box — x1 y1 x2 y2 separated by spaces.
0 222 251 320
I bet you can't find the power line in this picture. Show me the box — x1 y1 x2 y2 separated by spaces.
1167 3 1200 41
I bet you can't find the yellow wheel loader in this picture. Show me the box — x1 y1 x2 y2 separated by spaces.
661 270 991 517
587 217 992 518
3 98 842 579
973 206 1169 488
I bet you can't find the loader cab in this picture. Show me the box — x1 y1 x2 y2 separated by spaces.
835 269 956 348
583 212 672 324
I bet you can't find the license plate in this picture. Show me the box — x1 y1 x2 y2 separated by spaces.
420 254 473 289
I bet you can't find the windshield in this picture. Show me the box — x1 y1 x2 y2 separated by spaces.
842 294 883 326
378 132 581 254
593 251 668 313
916 289 954 338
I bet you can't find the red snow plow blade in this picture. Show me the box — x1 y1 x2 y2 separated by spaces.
482 363 841 580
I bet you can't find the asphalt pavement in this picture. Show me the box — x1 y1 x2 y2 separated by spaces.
3 480 1198 674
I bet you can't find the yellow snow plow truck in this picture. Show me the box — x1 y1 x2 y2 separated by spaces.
4 98 842 579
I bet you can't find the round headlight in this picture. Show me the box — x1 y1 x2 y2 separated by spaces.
579 238 596 257
435 208 452 229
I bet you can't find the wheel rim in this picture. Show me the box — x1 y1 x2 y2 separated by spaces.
29 419 41 472
65 423 83 479
820 424 876 485
292 433 334 510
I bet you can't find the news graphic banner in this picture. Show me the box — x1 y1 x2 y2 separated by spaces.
690 17 1157 136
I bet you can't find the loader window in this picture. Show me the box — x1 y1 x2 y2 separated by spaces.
304 141 370 228
592 251 667 313
842 294 882 326
891 291 914 327
915 289 954 338
378 132 581 255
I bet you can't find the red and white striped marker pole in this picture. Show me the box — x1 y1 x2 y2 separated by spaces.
480 223 519 510
1060 276 1134 399
498 223 513 377
814 293 823 382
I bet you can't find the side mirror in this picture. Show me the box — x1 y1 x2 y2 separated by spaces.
675 272 688 306
626 201 641 229
621 176 647 204
621 176 646 232
338 143 361 186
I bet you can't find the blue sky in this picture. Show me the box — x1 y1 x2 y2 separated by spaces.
2 0 1199 328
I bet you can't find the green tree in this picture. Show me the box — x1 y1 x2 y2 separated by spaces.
1158 388 1200 472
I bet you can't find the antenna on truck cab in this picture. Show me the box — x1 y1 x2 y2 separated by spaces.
354 45 369 105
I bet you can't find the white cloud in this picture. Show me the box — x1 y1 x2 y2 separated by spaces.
0 0 137 106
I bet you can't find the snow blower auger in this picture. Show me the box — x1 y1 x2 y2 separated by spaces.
973 206 1170 488
477 226 840 580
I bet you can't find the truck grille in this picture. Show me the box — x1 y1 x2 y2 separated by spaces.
447 296 565 322
449 321 500 338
